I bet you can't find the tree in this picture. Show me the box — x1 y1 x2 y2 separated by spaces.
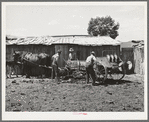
87 16 120 39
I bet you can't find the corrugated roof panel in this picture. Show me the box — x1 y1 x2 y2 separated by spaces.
16 38 28 45
52 37 75 44
72 37 120 46
29 37 38 44
34 37 42 44
6 36 121 46
42 36 52 45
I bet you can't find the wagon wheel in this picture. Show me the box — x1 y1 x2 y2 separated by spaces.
108 62 126 80
95 65 107 83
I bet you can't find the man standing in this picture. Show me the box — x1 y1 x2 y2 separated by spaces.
86 51 96 86
51 50 62 84
68 48 76 61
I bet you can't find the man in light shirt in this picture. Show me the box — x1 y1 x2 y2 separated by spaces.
51 49 62 84
86 51 96 86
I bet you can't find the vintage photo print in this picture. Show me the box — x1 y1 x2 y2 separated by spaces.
2 2 147 120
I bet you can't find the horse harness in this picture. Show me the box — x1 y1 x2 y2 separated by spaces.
20 58 52 69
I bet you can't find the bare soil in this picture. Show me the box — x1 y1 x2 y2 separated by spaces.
6 74 144 112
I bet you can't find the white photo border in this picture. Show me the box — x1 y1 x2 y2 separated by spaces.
2 1 148 120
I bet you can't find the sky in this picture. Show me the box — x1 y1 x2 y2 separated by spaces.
5 2 147 42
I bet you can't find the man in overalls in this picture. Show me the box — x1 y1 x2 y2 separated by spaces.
86 51 96 86
51 50 62 84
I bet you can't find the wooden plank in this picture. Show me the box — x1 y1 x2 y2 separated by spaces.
96 57 112 68
133 47 144 74
76 45 81 60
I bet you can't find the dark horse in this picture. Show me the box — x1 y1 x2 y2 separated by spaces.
13 51 52 78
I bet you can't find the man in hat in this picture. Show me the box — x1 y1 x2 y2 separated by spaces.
51 49 62 84
85 51 97 86
68 48 76 61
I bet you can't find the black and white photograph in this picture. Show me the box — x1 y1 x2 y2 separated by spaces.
2 1 147 120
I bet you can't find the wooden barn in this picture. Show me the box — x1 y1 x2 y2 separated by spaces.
6 35 121 76
120 40 144 74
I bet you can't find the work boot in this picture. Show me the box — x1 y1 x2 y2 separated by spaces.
92 81 96 86
86 78 89 84
92 83 96 86
57 79 60 84
56 77 60 84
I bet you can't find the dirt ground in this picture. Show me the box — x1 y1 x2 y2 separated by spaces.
6 74 144 112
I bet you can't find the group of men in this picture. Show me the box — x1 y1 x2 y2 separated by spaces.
51 48 97 86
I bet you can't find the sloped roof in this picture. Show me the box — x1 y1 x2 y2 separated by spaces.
6 36 121 46
133 40 144 48
6 36 53 45
121 40 144 48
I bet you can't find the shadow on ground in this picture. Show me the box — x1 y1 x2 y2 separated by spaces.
94 79 133 86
